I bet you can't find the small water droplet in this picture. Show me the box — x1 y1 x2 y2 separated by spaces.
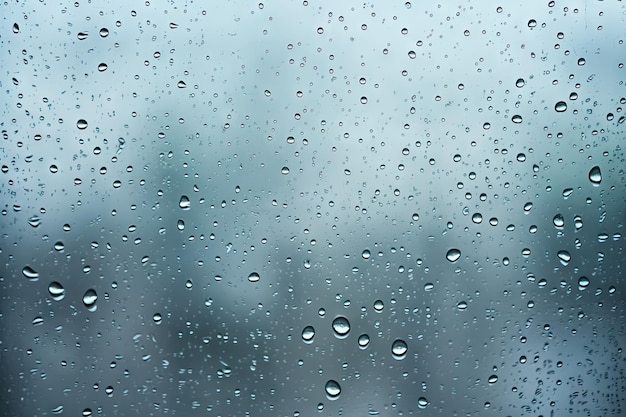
22 266 39 281
97 63 108 72
153 313 162 324
12 23 20 33
48 281 65 301
358 333 370 349
472 213 483 224
281 166 290 175
523 202 533 212
179 195 190 210
77 31 88 40
264 89 271 97
82 289 98 312
177 219 185 230
76 119 88 130
361 249 371 259
588 166 602 186
51 405 64 414
424 282 434 291
373 299 384 312
553 214 564 229
574 215 583 231
562 188 573 198
391 339 408 360
247 272 260 282
557 250 571 266
332 316 350 338
99 27 109 37
515 78 525 88
302 325 315 343
177 80 186 88
446 248 461 263
577 57 586 66
511 114 523 124
488 374 498 384
555 101 567 112
325 380 341 399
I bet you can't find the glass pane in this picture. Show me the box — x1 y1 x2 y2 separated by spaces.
2 2 624 416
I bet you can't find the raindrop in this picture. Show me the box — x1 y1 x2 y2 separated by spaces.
301 325 315 343
97 63 108 72
373 299 384 312
588 166 602 186
177 80 187 88
516 153 526 162
391 339 408 359
557 250 571 266
578 276 589 288
28 215 41 228
555 101 567 112
361 249 371 259
247 272 260 282
281 166 290 175
325 380 341 399
562 188 573 198
424 282 434 291
417 397 429 409
511 115 523 124
51 405 64 414
574 215 583 231
76 119 88 130
332 316 350 338
48 282 65 301
177 219 185 230
515 78 525 88
553 214 564 229
358 334 370 349
82 289 98 312
577 57 586 66
488 374 498 384
153 313 162 324
12 23 19 33
446 248 461 263
77 32 88 40
22 266 39 281
99 27 109 37
179 195 190 210
457 301 468 311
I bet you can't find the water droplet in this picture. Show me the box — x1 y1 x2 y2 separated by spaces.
281 166 290 175
457 301 468 310
515 78 525 88
555 101 567 112
557 250 571 266
424 282 434 291
247 272 260 282
12 23 19 34
360 96 368 104
588 166 602 186
577 57 586 66
472 213 483 224
51 405 64 414
153 313 162 324
27 215 41 228
48 281 65 301
302 325 315 343
22 266 39 281
361 249 371 259
562 188 573 198
553 214 564 229
99 27 109 37
446 248 461 263
185 279 193 289
516 153 526 162
358 334 370 349
483 122 491 130
574 215 583 231
417 397 429 409
488 374 498 384
97 63 108 72
76 119 88 130
511 114 523 124
77 32 88 40
373 299 384 312
177 80 187 88
391 339 408 360
82 289 98 312
332 316 350 338
578 276 589 288
325 380 341 399
177 219 185 230
179 195 190 210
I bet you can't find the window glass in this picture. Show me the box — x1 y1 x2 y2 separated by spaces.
1 2 624 416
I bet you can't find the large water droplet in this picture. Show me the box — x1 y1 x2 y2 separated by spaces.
515 78 525 88
373 299 384 312
325 380 341 399
557 250 571 266
472 213 483 224
28 215 41 228
588 166 602 186
97 63 108 72
153 313 162 324
553 214 564 229
358 333 370 349
99 27 109 37
457 301 468 311
446 248 461 263
48 281 65 301
488 374 498 384
332 316 350 338
391 339 408 360
247 272 260 282
511 114 523 124
555 101 567 112
179 195 190 210
302 325 315 343
82 289 98 312
578 276 589 288
22 266 39 281
361 249 371 259
574 215 583 231
417 397 429 409
76 119 88 130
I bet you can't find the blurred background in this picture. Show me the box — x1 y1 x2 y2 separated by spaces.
1 1 624 416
